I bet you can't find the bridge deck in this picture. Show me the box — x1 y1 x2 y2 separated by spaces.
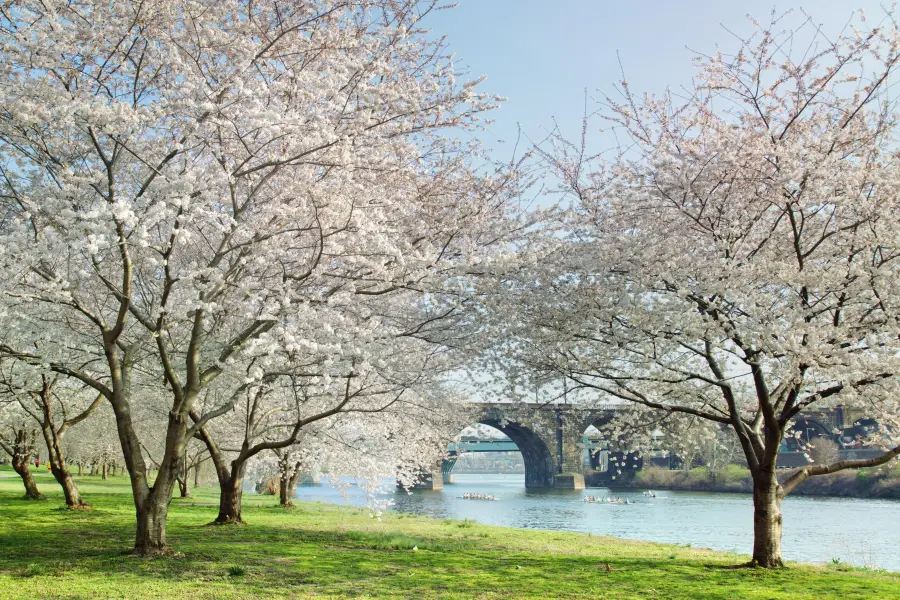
449 437 604 453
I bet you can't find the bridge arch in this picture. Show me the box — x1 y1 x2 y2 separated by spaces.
474 419 556 488
784 417 834 450
445 414 559 489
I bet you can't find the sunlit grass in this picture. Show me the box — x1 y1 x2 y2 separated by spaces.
0 466 897 599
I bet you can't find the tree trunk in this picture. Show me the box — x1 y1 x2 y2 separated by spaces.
133 493 171 556
41 424 89 509
215 468 246 524
11 454 44 500
46 446 88 509
126 437 182 555
751 468 784 568
193 463 201 487
279 460 301 507
110 385 186 555
193 422 246 525
278 474 292 507
53 467 88 508
77 462 83 476
111 464 117 477
176 454 191 498
101 462 108 480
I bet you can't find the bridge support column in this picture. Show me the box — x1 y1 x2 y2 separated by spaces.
398 460 445 491
441 455 457 485
411 471 443 490
554 473 585 489
398 470 443 490
551 408 586 489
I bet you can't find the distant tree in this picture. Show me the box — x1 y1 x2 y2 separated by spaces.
698 428 742 483
809 438 841 467
0 361 102 508
175 440 208 499
0 404 44 500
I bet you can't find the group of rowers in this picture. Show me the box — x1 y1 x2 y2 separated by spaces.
461 493 497 501
582 496 633 504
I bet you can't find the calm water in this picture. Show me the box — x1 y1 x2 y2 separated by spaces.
289 473 900 571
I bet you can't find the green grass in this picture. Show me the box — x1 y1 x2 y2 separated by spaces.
0 466 898 599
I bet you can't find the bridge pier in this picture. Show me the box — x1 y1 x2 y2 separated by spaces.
413 471 443 490
553 407 587 489
401 469 443 490
441 455 457 485
553 473 585 489
465 405 591 489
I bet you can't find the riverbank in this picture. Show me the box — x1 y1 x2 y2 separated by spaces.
628 464 900 499
1 468 898 599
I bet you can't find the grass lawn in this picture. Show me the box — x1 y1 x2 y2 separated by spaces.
0 466 898 599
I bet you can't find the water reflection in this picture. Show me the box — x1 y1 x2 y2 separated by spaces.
288 473 899 571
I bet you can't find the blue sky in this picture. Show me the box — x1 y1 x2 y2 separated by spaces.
427 1 887 155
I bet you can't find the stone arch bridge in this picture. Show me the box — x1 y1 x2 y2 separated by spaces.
419 403 641 490
411 403 863 490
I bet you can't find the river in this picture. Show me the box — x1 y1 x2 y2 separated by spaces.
287 473 900 571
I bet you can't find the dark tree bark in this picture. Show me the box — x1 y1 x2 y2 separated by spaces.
177 477 190 498
44 435 87 509
215 466 246 524
189 375 357 526
192 415 248 525
176 454 191 498
2 429 44 500
134 491 170 555
13 455 44 499
32 382 101 509
124 409 189 556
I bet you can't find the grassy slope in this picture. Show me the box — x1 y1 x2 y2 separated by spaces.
0 467 898 599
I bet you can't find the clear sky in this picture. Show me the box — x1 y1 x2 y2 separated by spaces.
427 1 887 155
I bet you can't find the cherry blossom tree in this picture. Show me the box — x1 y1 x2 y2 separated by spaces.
192 324 473 523
271 445 311 507
262 397 466 511
489 9 900 568
0 0 525 555
0 399 44 499
0 360 102 508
